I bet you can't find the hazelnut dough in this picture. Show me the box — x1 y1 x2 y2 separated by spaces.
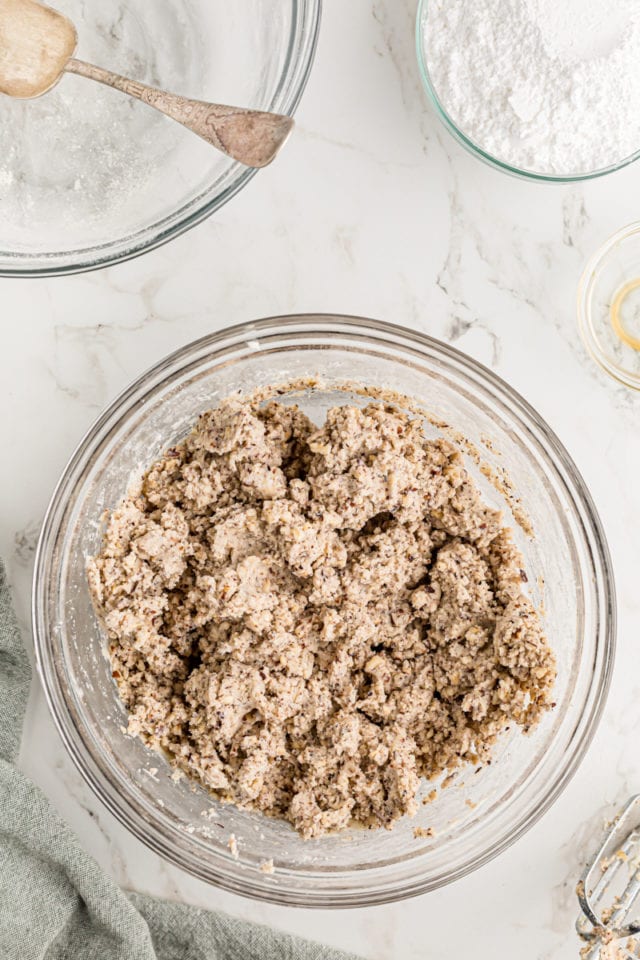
87 397 556 839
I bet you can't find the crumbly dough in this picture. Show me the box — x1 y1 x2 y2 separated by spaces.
87 397 556 839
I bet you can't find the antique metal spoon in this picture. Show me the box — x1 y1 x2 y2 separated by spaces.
0 0 294 168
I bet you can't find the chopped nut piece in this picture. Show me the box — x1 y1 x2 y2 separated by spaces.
227 834 238 859
414 826 435 839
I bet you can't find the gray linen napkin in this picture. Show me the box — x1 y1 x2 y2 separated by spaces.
0 562 361 960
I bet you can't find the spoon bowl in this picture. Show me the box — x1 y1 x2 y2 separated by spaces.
0 0 76 98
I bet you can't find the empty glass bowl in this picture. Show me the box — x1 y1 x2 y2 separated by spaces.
33 315 614 906
0 0 320 276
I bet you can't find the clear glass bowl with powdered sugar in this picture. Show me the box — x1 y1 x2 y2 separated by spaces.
33 315 614 906
416 0 640 182
0 0 320 276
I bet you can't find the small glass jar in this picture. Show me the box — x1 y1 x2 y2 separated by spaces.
578 222 640 389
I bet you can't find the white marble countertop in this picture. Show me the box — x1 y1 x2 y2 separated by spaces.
2 2 640 957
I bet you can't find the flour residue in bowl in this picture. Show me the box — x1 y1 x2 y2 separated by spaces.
0 0 201 248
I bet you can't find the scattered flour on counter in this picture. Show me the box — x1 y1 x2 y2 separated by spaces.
424 0 640 174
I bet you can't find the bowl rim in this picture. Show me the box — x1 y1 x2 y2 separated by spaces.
0 1 322 279
32 314 616 906
415 0 640 184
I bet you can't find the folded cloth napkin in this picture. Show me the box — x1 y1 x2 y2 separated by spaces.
0 562 361 960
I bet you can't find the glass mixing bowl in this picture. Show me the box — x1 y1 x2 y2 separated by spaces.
415 0 640 183
0 0 320 277
33 315 615 907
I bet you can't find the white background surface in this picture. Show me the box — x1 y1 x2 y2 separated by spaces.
2 3 640 957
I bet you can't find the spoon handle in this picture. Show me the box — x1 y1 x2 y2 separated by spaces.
64 58 294 168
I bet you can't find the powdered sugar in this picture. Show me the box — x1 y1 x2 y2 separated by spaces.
423 0 640 175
